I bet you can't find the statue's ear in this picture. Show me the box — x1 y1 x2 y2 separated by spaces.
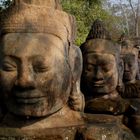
136 59 140 80
117 58 124 93
118 58 124 81
67 45 85 111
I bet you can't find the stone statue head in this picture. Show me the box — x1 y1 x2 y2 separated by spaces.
80 19 122 98
0 0 83 117
121 45 139 84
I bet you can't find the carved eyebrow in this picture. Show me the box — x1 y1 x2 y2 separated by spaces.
4 55 21 62
86 62 96 66
5 55 45 62
87 59 114 66
29 55 45 61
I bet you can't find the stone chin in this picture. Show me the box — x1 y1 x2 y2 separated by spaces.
6 97 65 117
90 86 116 96
123 74 134 83
85 79 118 97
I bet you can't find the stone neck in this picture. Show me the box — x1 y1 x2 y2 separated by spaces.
124 79 136 84
86 90 119 101
0 106 84 128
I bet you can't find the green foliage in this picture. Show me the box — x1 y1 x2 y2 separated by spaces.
61 0 110 45
0 0 11 11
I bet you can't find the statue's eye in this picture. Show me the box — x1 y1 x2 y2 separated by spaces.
86 64 94 72
128 63 133 68
2 62 17 72
33 64 49 73
32 56 49 73
102 64 111 72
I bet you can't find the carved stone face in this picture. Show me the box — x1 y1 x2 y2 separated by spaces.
82 53 118 96
0 33 71 117
122 54 138 83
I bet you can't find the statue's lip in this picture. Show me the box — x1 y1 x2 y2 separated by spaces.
124 71 131 74
92 81 104 86
13 91 44 98
15 97 45 104
123 72 131 78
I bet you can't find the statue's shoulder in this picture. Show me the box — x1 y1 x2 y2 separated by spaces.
78 113 137 140
0 111 137 140
135 80 140 86
135 80 140 96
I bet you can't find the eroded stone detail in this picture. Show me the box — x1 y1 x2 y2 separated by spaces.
119 40 140 138
80 19 130 115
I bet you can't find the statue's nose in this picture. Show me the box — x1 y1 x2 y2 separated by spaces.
92 67 104 82
95 67 103 80
15 66 35 88
124 63 129 72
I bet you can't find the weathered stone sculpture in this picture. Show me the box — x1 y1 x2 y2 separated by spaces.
118 35 140 80
0 0 84 116
120 45 140 138
79 20 139 139
0 0 85 138
132 37 140 80
0 2 137 140
86 19 111 40
121 46 139 97
80 19 129 115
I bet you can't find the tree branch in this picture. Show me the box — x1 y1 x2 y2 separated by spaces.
128 0 136 19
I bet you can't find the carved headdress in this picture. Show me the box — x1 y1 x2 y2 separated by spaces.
80 19 121 62
86 19 111 41
119 34 139 57
0 0 76 44
121 45 139 59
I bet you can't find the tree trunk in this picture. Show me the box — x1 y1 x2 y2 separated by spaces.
129 0 140 37
120 0 130 35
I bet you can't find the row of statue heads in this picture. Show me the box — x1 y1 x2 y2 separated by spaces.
0 0 139 140
80 19 140 138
